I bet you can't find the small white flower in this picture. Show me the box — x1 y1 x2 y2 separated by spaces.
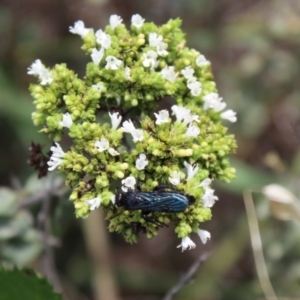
124 66 131 80
95 138 109 152
171 105 200 125
48 143 65 171
122 176 136 192
109 112 122 129
58 112 73 128
221 109 237 122
149 32 163 47
105 56 122 70
197 229 211 244
182 66 195 79
121 120 144 142
27 59 53 85
85 196 101 211
185 124 200 138
136 154 149 170
196 54 209 67
131 129 144 142
108 148 120 156
203 93 226 112
142 50 158 68
184 161 199 180
109 14 123 29
69 20 90 38
187 79 202 96
177 236 196 252
199 178 212 189
156 42 168 56
161 66 177 82
154 110 170 125
121 119 136 133
92 82 104 92
110 195 116 205
95 29 111 49
131 14 145 28
202 188 218 208
169 171 181 185
91 48 104 65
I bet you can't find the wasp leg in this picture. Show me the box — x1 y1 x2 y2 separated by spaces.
131 222 147 234
142 213 168 228
153 185 182 193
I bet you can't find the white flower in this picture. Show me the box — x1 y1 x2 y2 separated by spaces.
122 176 136 192
108 148 120 156
185 124 200 138
196 54 209 67
131 14 145 28
154 110 170 125
95 138 109 152
203 93 226 112
131 129 144 142
171 105 200 125
27 59 53 85
121 120 144 142
121 119 136 133
109 14 123 29
199 178 212 189
184 161 199 180
169 171 181 185
182 66 195 79
58 112 73 128
124 66 131 80
156 42 168 56
110 195 116 205
91 48 104 65
69 20 90 38
187 79 202 96
161 66 177 82
221 109 237 122
109 112 122 129
92 82 104 92
202 188 218 208
48 143 65 171
95 29 111 49
85 196 101 211
142 50 158 68
149 32 163 47
197 229 211 244
177 236 196 252
136 154 149 170
105 56 122 70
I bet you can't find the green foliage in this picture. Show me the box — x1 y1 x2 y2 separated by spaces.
0 268 62 300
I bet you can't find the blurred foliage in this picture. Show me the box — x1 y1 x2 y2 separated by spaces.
0 268 62 300
1 0 300 299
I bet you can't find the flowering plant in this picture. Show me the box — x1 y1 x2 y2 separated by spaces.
28 14 237 250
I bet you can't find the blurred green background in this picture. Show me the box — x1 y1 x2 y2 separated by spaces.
1 0 300 299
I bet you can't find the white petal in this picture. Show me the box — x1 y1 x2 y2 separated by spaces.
196 54 209 67
110 14 123 29
109 112 122 129
221 110 237 122
184 161 199 180
108 148 120 156
95 138 110 152
131 14 145 28
197 229 211 244
105 56 122 70
168 171 181 185
91 48 104 65
85 196 101 210
58 113 73 128
154 110 170 125
136 154 149 170
69 20 90 38
121 176 136 191
177 236 196 252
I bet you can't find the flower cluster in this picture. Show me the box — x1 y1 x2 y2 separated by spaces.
28 14 237 250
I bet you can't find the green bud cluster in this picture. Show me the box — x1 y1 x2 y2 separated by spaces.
29 16 237 244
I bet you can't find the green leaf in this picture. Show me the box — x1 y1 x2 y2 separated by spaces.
0 268 62 300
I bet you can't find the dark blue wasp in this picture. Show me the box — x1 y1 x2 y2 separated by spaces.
115 186 195 227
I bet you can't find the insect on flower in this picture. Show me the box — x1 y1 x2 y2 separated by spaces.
115 185 195 226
